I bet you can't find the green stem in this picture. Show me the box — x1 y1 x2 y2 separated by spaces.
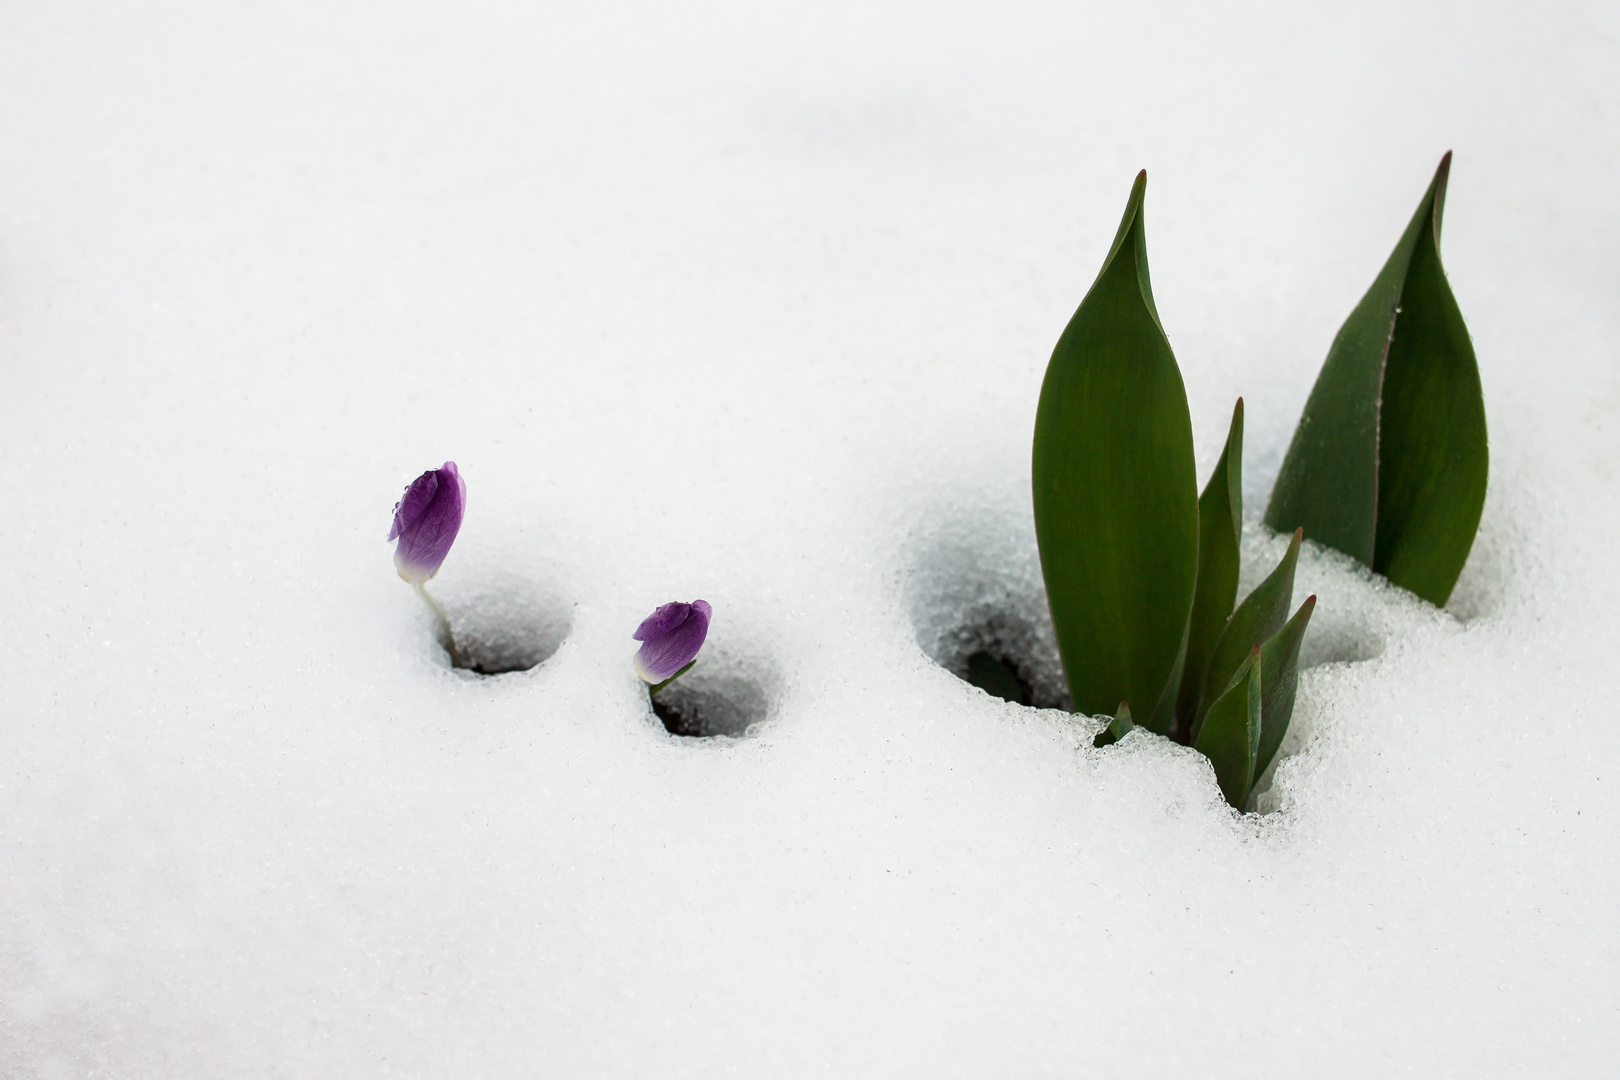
413 582 464 668
646 660 696 698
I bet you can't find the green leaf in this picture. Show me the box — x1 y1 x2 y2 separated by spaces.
965 651 1030 706
1372 171 1488 605
1254 595 1315 781
1195 528 1300 737
1176 398 1243 740
1194 646 1261 809
1092 700 1136 748
1265 153 1487 606
1032 170 1199 727
1147 630 1188 738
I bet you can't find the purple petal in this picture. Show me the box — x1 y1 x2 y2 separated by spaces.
633 601 692 641
633 599 712 682
390 462 466 583
389 471 437 541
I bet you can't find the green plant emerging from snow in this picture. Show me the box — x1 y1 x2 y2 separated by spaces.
974 157 1487 810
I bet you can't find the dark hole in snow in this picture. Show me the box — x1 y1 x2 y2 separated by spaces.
434 571 571 675
903 513 1071 711
651 662 776 738
929 611 1069 710
965 649 1032 706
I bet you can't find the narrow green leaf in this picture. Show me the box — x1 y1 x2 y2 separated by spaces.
1147 629 1187 738
1032 171 1199 724
1265 152 1487 606
965 651 1030 706
1194 646 1261 809
1176 398 1244 739
1196 528 1300 735
1254 594 1315 781
1093 700 1136 748
1372 163 1488 605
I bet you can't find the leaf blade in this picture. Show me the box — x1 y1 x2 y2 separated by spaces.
1265 157 1450 565
1196 528 1300 736
1194 646 1261 809
1372 156 1488 606
1177 398 1244 739
1033 172 1199 723
1254 595 1316 781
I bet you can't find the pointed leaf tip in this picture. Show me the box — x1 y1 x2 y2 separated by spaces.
1194 526 1300 735
1431 152 1452 235
1176 394 1246 740
1193 647 1262 809
1093 699 1138 748
1253 593 1318 781
1264 154 1483 596
1034 164 1197 726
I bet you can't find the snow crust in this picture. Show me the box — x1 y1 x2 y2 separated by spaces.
2 1 1618 1074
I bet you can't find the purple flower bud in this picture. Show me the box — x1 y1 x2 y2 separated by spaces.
633 600 712 683
389 462 466 584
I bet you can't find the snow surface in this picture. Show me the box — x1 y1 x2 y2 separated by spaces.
3 1 1618 1075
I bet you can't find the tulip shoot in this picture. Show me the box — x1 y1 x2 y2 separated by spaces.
1036 172 1317 810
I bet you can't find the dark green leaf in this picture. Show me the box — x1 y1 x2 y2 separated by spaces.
1093 700 1136 748
1147 629 1187 738
1265 153 1487 606
965 651 1030 706
1195 528 1300 736
1372 166 1488 605
1193 646 1261 809
1033 171 1199 726
1254 595 1315 781
1176 398 1244 740
1265 164 1437 562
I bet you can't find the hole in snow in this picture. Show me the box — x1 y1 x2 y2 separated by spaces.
904 508 1070 711
433 570 572 675
651 652 778 738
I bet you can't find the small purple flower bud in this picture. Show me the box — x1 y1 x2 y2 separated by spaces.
633 600 712 683
389 462 466 584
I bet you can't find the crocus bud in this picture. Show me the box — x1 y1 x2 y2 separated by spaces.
389 462 466 584
633 600 712 684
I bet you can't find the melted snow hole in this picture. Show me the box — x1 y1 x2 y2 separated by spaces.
903 511 1070 710
652 649 779 738
434 570 572 675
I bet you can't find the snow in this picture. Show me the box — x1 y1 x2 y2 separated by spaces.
2 0 1618 1074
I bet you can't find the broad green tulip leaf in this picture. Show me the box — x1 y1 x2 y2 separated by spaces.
1254 595 1315 781
1265 153 1487 605
1197 528 1300 733
1033 171 1199 725
965 651 1030 706
1371 186 1488 604
1176 398 1244 739
1093 700 1136 748
1194 646 1261 809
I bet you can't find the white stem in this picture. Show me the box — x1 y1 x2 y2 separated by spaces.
413 582 463 667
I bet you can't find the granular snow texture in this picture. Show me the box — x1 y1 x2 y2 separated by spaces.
2 1 1618 1076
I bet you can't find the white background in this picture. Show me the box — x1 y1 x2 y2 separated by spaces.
2 1 1617 1075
